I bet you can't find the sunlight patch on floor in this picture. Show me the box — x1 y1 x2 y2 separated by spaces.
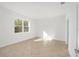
34 31 56 43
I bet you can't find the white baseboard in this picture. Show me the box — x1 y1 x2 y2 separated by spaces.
0 36 36 48
54 39 65 41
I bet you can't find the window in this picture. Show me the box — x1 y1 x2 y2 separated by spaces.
15 19 30 33
24 20 29 32
15 19 22 33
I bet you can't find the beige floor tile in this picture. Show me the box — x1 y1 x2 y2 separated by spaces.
0 37 70 57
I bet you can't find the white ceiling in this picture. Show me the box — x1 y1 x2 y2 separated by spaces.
0 2 65 19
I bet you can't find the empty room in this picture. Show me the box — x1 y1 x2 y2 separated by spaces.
0 2 79 57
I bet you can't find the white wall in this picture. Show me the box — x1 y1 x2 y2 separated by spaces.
0 6 36 47
34 3 78 57
78 3 79 50
0 2 78 57
0 3 66 48
35 15 66 41
77 3 79 56
0 2 65 19
63 3 77 57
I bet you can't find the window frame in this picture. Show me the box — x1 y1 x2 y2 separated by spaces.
15 19 30 33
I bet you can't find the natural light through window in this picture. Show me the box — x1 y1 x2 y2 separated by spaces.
42 31 52 41
34 31 56 42
15 19 30 33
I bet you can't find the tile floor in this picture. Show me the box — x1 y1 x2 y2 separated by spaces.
0 37 70 57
